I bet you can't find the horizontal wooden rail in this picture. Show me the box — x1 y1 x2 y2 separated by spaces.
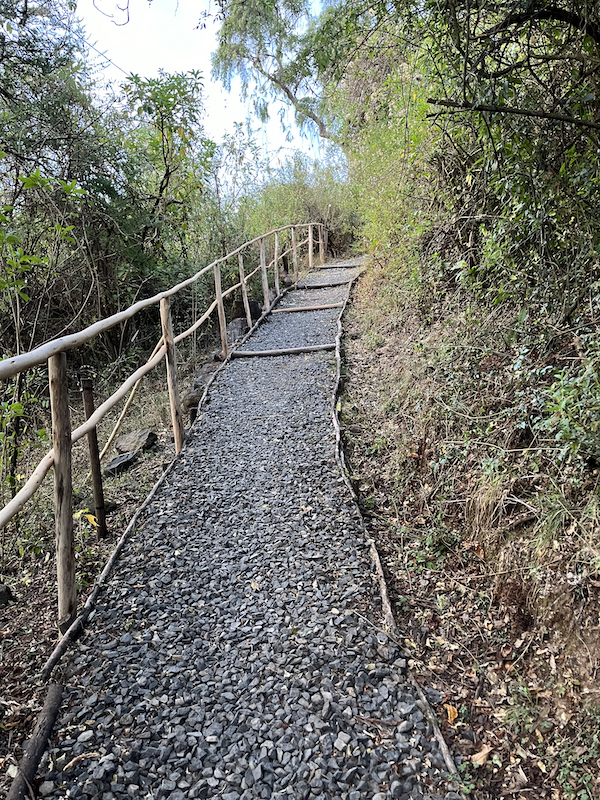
0 345 168 531
0 220 325 630
0 224 316 382
0 268 212 381
208 223 313 270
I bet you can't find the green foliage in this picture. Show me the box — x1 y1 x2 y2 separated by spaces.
555 705 600 799
240 151 358 254
544 357 600 462
0 0 232 362
457 761 477 795
212 0 332 136
342 62 434 268
212 0 600 331
0 370 47 525
407 525 460 573
120 69 219 292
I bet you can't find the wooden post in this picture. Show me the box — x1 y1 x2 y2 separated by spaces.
49 353 76 634
260 236 270 310
292 226 299 285
213 262 229 360
159 297 185 454
324 203 331 258
318 224 325 265
308 224 314 272
238 252 252 328
81 377 107 540
273 231 280 296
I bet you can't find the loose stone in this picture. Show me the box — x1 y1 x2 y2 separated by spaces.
39 260 450 800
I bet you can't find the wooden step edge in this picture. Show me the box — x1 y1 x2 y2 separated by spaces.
271 302 344 314
231 343 336 358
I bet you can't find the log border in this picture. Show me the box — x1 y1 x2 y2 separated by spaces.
6 684 63 800
327 259 462 787
231 343 336 358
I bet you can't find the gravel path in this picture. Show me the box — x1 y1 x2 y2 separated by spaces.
38 261 458 800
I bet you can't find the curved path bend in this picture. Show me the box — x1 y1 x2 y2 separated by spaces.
39 259 457 800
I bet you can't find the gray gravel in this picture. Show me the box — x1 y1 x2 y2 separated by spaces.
277 286 349 309
40 261 456 800
238 307 339 351
297 266 362 287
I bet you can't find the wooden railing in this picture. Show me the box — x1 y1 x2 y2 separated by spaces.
0 222 325 631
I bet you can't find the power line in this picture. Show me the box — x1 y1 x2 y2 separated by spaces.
70 26 131 77
83 37 131 76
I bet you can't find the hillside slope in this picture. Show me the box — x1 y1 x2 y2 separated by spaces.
341 257 600 799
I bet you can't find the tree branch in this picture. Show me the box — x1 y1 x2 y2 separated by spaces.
251 58 335 141
426 97 600 131
477 5 600 46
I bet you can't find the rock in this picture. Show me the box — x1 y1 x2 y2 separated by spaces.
0 583 15 606
232 300 262 321
115 429 157 454
193 363 220 390
182 388 204 424
227 318 249 345
182 388 203 410
103 452 137 477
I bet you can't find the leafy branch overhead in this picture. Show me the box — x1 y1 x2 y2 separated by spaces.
212 0 600 147
212 0 336 139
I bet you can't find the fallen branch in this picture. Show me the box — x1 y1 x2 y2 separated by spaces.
63 752 100 772
498 511 537 534
7 684 63 800
295 280 354 289
271 302 344 313
409 674 461 781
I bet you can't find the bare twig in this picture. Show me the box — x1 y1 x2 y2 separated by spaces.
427 97 600 132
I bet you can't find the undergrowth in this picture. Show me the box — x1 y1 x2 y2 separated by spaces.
342 255 600 799
0 345 213 586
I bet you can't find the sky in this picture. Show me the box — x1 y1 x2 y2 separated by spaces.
77 0 321 160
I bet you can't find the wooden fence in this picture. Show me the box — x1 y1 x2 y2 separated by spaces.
0 222 325 631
